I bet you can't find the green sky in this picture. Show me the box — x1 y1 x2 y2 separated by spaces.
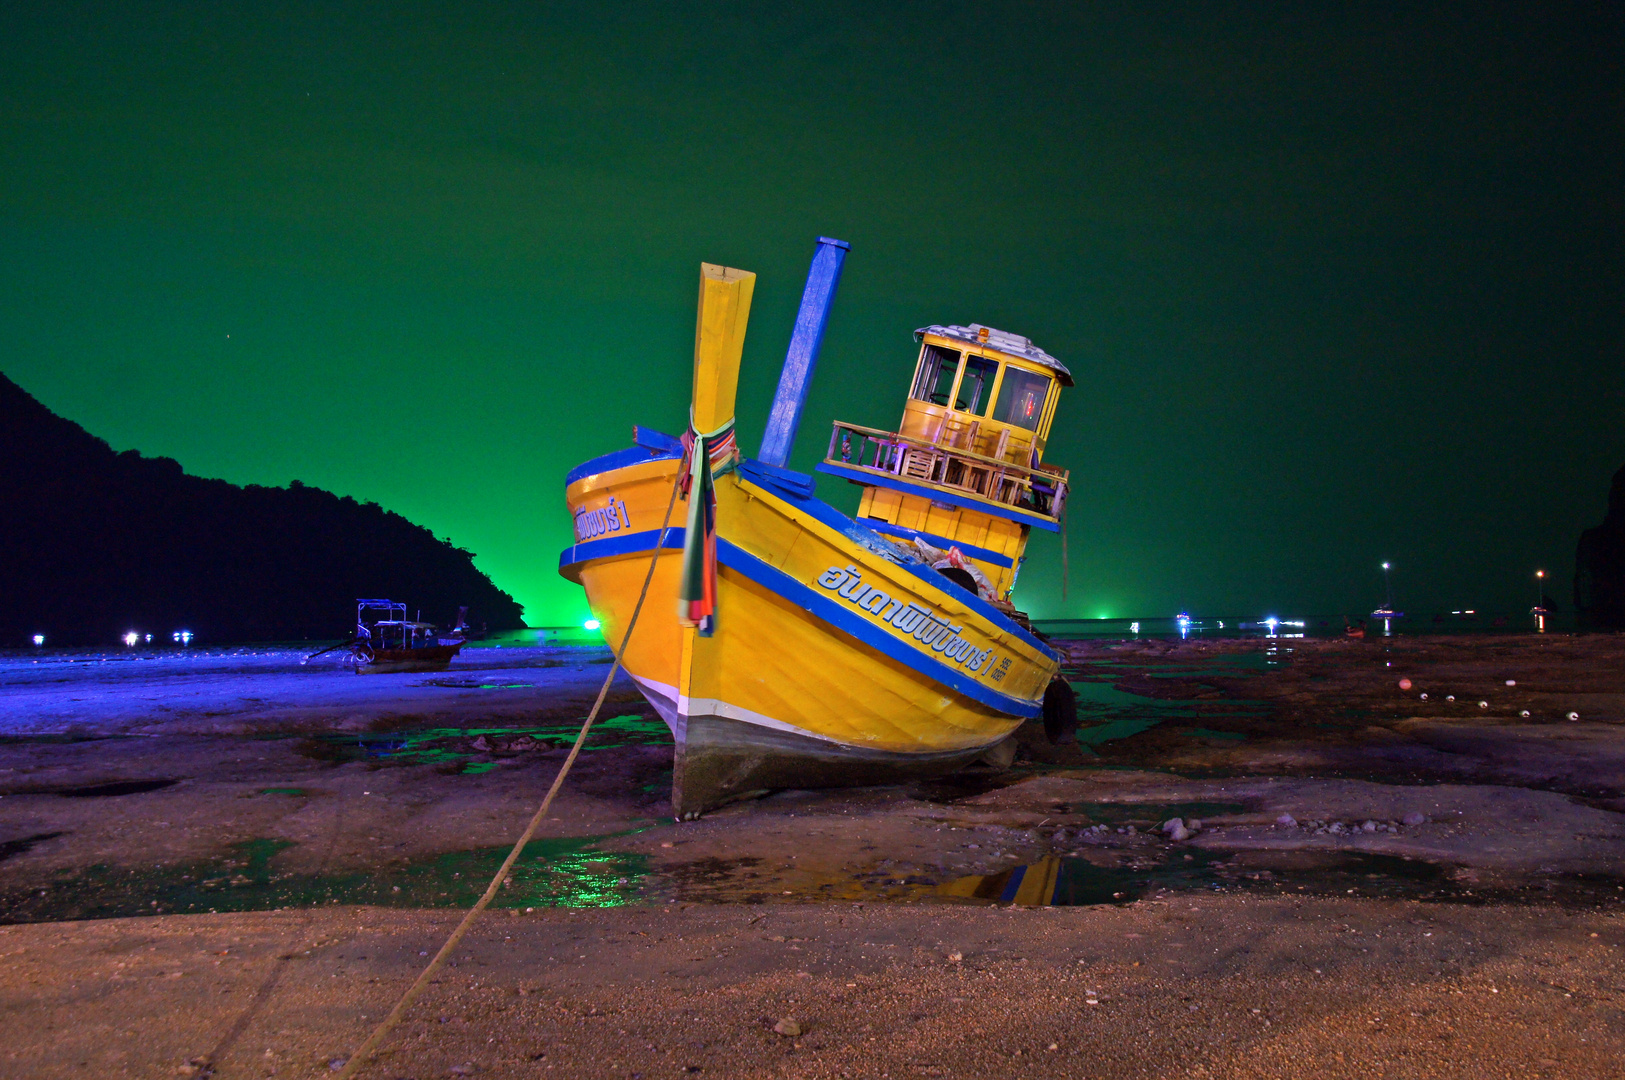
3 3 1621 624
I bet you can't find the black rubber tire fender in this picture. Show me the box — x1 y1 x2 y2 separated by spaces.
1042 676 1078 745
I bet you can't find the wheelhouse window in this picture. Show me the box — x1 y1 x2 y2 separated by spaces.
956 356 1000 415
992 367 1051 431
912 344 963 406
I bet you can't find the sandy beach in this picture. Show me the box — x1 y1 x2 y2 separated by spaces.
2 634 1622 1077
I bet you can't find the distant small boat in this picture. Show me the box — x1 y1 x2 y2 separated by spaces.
350 599 465 673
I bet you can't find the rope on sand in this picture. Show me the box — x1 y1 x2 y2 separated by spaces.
334 470 684 1080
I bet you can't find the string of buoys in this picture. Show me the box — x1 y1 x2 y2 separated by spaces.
1392 675 1579 720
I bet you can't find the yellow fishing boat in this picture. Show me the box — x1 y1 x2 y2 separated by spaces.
560 239 1076 817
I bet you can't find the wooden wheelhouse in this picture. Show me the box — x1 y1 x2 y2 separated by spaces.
816 323 1071 604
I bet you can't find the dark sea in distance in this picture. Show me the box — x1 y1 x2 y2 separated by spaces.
1031 611 1570 640
2 612 1572 658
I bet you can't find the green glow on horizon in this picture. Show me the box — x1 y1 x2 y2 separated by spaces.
0 5 1616 624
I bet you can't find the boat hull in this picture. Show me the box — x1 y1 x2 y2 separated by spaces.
631 673 1001 811
561 445 1060 817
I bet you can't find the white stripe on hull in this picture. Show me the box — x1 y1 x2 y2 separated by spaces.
628 673 849 748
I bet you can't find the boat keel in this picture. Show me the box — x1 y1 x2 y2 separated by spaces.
671 711 994 819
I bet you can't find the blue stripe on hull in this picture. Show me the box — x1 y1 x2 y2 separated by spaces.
558 528 1042 717
559 527 685 571
714 538 1042 719
814 461 1061 532
561 448 1058 659
565 441 682 487
736 462 1058 662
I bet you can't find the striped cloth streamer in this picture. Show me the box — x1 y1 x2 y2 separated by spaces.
677 417 737 635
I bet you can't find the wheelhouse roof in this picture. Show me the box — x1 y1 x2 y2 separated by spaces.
914 324 1074 387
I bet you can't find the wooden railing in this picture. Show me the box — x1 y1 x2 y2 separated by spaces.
824 420 1069 520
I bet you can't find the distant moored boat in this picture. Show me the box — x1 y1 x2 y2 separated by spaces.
349 599 466 673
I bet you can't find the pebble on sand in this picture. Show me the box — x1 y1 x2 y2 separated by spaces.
1506 679 1517 686
1276 814 1298 827
1402 812 1427 826
1568 712 1581 721
773 1018 802 1037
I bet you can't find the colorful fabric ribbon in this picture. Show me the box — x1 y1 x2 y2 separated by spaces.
676 416 737 636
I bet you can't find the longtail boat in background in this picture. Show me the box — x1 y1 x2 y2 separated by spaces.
349 599 466 673
560 239 1076 818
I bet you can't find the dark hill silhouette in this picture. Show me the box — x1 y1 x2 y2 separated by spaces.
1576 463 1625 631
0 371 524 645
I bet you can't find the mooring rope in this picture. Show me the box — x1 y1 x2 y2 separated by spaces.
334 467 684 1080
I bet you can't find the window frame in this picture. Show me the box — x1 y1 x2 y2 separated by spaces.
986 361 1055 435
911 343 966 408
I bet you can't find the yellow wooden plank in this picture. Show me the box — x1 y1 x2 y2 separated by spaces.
692 263 756 434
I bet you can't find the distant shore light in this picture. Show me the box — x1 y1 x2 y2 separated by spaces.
123 631 139 646
31 634 44 646
583 618 601 631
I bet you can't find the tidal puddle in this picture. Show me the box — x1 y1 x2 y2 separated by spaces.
0 832 65 864
57 779 179 797
0 777 181 798
0 835 650 924
1067 679 1269 748
935 850 1625 908
298 714 671 771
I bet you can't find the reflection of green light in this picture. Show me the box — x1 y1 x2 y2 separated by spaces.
12 835 650 921
583 618 601 630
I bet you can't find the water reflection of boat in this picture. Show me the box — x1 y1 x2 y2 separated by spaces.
938 855 1063 905
351 599 465 674
560 239 1075 818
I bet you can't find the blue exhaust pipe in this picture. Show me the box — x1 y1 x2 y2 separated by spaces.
758 237 850 468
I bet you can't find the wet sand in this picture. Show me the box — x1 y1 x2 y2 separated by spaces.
2 635 1623 1077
